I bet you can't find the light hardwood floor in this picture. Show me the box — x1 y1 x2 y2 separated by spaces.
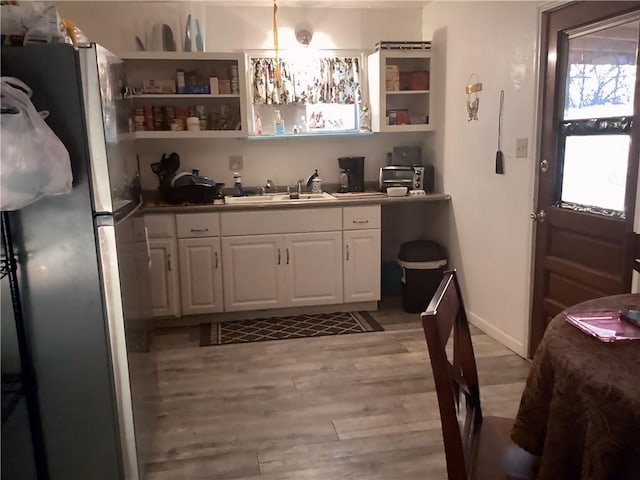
144 296 531 480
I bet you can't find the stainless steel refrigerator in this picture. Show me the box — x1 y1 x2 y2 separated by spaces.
1 43 155 480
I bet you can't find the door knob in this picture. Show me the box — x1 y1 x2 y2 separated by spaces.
530 209 546 222
540 159 549 173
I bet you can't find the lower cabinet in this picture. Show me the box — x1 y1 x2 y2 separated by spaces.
178 237 224 315
343 229 381 302
285 232 343 307
175 212 223 316
221 234 283 311
221 231 343 312
147 205 381 318
149 238 180 317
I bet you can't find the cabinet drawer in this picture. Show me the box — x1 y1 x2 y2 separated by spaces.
177 213 220 238
343 206 381 230
221 208 342 236
146 214 176 239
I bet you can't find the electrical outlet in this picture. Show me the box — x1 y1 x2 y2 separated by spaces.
229 155 243 171
515 138 528 158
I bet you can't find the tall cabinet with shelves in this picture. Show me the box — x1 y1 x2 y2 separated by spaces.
121 51 248 138
368 47 433 133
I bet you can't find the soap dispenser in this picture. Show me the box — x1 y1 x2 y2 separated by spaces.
232 172 245 197
274 109 285 135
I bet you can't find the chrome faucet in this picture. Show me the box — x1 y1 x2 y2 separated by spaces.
265 178 274 192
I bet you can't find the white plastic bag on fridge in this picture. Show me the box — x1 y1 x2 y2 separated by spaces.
0 76 72 211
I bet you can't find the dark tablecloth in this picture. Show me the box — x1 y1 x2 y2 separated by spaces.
511 294 640 480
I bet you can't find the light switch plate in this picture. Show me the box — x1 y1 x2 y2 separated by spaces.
229 155 243 171
515 138 528 158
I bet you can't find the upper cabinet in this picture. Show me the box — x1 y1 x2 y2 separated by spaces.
368 47 433 133
121 52 248 138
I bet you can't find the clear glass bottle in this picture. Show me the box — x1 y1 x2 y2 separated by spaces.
274 109 285 135
255 113 263 136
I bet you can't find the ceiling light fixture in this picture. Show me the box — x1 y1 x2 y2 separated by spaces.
295 28 313 46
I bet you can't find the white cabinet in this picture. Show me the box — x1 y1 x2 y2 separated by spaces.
146 214 180 317
220 209 344 312
221 234 285 311
285 232 343 307
344 230 381 302
121 51 248 139
149 239 180 317
368 49 433 133
176 213 223 315
221 231 343 312
343 206 381 303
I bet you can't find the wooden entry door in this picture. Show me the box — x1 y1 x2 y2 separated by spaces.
530 2 640 355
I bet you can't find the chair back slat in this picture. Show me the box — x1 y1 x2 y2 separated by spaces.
422 271 483 480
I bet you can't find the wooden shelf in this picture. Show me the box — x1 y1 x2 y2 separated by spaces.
134 130 243 139
378 124 434 133
385 90 430 95
132 94 240 99
120 51 241 61
246 131 374 140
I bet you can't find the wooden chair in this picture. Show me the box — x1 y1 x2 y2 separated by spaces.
421 270 523 480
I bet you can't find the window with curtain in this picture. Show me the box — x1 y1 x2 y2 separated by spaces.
250 56 362 106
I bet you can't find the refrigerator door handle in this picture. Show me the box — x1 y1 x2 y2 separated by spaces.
96 225 140 480
144 225 152 269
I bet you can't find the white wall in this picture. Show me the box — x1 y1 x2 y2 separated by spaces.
422 1 540 356
56 2 428 190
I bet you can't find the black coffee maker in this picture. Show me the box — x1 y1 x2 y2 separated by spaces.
338 156 365 192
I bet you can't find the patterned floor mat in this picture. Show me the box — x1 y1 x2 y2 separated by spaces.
200 311 384 346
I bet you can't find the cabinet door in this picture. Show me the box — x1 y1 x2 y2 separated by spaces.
344 229 381 303
284 232 343 307
149 239 180 317
221 235 285 311
178 237 223 315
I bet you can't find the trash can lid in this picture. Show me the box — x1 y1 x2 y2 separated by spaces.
397 240 447 263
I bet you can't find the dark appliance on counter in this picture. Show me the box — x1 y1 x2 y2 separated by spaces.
379 165 425 191
337 156 365 192
2 43 155 480
151 154 224 204
379 146 434 192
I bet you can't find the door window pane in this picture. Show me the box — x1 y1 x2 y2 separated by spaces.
561 135 629 211
564 20 639 120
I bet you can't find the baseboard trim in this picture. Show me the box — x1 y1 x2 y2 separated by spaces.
467 310 527 358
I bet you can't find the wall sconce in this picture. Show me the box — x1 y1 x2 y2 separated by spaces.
465 74 482 121
295 28 313 46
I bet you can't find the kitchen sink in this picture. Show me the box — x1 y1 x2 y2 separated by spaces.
224 192 337 204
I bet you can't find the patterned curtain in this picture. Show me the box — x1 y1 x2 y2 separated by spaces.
251 57 361 105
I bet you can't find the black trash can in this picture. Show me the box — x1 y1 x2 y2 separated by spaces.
397 240 447 313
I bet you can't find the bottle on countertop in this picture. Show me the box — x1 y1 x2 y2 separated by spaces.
274 109 285 135
255 113 263 136
233 172 245 197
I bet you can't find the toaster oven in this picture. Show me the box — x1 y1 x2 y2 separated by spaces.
379 165 425 191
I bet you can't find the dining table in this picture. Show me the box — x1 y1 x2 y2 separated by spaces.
511 293 640 480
